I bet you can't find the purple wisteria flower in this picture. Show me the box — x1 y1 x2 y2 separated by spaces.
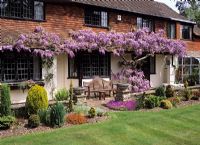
106 100 137 111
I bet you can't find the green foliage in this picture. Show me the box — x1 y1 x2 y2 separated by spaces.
28 114 40 128
88 107 96 118
38 108 51 126
144 95 161 109
67 81 74 112
168 97 181 107
0 84 11 116
50 102 65 128
183 88 192 101
136 93 146 109
25 85 48 115
165 85 174 98
192 90 200 100
55 88 69 101
0 116 15 130
73 104 91 115
155 86 165 97
160 100 173 109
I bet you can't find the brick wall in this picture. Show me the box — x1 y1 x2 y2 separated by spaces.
0 3 200 52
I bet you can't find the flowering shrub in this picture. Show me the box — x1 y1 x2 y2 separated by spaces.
66 113 87 125
106 100 137 111
112 69 150 92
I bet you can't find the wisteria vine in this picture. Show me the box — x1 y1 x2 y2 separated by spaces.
0 26 186 92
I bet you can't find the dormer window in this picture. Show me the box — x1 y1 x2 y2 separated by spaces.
85 9 108 28
0 0 44 21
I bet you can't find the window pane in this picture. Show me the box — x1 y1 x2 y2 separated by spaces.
85 9 108 27
0 0 9 17
34 1 44 20
182 25 192 39
23 0 33 19
10 0 21 18
183 57 190 65
80 53 110 78
150 56 155 74
101 11 108 27
0 53 41 82
69 57 78 78
33 56 41 80
137 17 142 29
167 23 176 39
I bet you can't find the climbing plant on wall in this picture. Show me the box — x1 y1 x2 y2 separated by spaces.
0 27 186 93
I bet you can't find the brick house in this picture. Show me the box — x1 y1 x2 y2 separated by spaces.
0 0 200 103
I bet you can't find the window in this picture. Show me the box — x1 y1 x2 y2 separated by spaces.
0 52 42 82
177 57 200 84
150 56 156 74
68 53 110 78
0 0 44 20
137 17 154 31
34 1 43 20
180 25 192 40
68 57 78 78
167 23 176 39
85 9 108 27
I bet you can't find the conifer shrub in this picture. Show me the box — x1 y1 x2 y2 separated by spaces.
155 86 165 97
88 107 96 118
50 102 65 128
26 85 48 115
165 85 174 98
0 84 12 116
144 95 161 109
160 100 173 109
28 114 40 128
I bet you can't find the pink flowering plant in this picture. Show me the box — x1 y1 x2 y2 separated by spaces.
106 100 137 111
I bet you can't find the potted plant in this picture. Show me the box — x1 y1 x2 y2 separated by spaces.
73 87 85 95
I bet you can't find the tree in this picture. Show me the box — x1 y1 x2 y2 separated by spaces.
175 0 200 26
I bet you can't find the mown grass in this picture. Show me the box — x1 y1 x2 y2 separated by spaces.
1 105 200 145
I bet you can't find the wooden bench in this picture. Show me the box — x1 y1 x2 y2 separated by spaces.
83 77 114 99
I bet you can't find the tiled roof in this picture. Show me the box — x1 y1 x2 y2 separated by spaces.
45 0 195 24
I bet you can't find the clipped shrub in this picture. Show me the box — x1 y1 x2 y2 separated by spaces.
0 84 11 116
88 107 96 118
160 100 173 109
183 88 192 101
155 86 165 97
0 116 15 130
38 108 51 126
192 90 200 100
50 102 65 127
54 88 69 101
144 95 161 109
28 114 40 128
165 85 174 98
26 85 48 115
168 97 181 107
66 113 87 125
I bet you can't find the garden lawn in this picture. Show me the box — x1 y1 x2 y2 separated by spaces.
1 105 200 145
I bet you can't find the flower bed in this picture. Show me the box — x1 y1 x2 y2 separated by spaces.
106 100 137 111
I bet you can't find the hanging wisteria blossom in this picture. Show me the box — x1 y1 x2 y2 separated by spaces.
0 26 186 93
